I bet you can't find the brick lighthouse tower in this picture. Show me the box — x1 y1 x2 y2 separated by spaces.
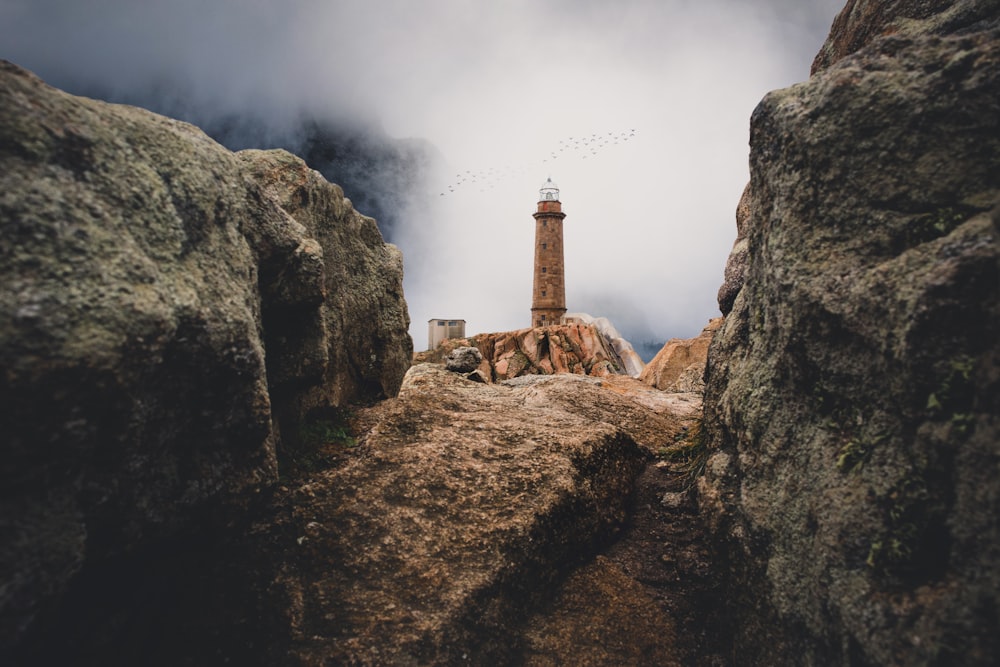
531 177 567 327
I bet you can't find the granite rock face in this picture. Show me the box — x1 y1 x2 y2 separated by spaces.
701 2 1000 664
564 313 646 377
246 364 660 665
810 0 992 74
640 318 722 393
237 148 412 434
0 61 410 658
421 323 630 382
716 183 752 316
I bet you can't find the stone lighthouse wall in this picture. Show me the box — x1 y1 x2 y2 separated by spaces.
531 200 567 327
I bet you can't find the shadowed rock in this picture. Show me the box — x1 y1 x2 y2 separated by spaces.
702 2 1000 664
640 318 723 393
248 365 664 664
0 60 410 658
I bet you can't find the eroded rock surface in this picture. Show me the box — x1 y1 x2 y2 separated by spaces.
640 318 723 393
702 2 1000 664
717 183 752 316
0 61 410 659
245 364 672 665
417 323 630 382
564 313 646 377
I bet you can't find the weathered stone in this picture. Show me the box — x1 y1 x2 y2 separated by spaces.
436 323 631 383
717 183 752 315
246 364 661 664
701 3 1000 664
519 556 682 667
444 345 483 373
564 313 646 377
809 0 994 74
640 318 722 393
0 61 410 658
237 148 412 424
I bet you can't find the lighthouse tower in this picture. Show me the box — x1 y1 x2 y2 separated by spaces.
531 177 567 327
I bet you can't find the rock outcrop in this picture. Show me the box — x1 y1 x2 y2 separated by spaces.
640 318 723 393
564 313 646 377
0 61 410 659
717 183 752 316
417 322 630 382
701 2 1000 664
222 365 683 665
444 345 483 373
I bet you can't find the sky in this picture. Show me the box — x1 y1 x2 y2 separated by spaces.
1 0 846 357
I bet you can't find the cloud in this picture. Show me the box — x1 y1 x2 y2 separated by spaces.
1 0 846 356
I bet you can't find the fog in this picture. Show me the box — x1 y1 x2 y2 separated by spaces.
2 0 846 357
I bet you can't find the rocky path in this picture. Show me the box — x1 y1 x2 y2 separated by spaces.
518 458 728 666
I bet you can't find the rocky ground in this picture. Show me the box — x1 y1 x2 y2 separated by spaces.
518 458 728 666
248 365 726 665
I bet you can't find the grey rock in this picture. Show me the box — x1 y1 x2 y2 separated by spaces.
717 182 752 315
444 345 483 373
0 60 410 657
702 4 1000 665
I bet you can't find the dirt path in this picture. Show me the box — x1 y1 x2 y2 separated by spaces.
517 459 730 666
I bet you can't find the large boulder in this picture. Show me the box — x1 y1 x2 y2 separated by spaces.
236 148 412 432
640 318 722 393
242 364 661 665
701 2 1000 664
0 61 410 658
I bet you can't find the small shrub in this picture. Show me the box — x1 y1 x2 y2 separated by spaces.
659 420 709 488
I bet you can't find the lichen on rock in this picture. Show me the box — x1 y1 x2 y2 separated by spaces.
701 3 1000 664
0 59 411 659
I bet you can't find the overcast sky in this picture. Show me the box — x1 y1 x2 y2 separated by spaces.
2 0 846 356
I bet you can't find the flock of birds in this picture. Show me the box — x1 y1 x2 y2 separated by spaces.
438 128 638 196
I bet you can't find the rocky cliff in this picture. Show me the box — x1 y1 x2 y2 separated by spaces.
0 60 411 659
702 1 999 664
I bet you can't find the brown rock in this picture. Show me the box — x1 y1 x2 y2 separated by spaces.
481 323 629 381
640 318 722 393
520 556 682 667
418 323 631 382
249 364 661 664
807 0 999 74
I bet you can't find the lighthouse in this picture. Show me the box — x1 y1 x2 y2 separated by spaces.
531 177 567 327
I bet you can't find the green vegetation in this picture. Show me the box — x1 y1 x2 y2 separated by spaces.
836 431 888 474
902 205 976 248
281 409 359 479
926 356 976 435
658 419 709 488
299 414 358 449
867 476 926 575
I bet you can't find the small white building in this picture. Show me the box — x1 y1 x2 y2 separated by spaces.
427 318 466 351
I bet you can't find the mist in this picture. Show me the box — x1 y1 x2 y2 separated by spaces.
1 0 846 357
